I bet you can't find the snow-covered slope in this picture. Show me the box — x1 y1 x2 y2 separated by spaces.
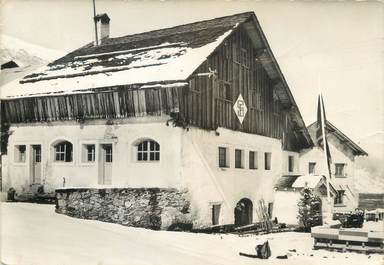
0 34 63 66
354 132 384 193
0 34 64 86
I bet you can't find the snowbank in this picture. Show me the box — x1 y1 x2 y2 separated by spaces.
1 203 382 265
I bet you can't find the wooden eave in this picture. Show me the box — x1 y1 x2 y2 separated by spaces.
308 121 368 156
241 15 313 148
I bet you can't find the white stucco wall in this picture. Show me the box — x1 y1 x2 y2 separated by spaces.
273 191 301 225
180 127 299 227
299 140 358 212
3 117 183 193
2 119 300 228
273 190 328 226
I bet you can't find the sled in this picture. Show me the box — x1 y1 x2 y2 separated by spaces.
311 226 384 253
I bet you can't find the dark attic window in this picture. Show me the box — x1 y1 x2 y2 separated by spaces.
224 83 231 101
1 60 19 70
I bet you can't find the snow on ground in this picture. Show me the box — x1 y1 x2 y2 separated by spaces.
0 203 382 265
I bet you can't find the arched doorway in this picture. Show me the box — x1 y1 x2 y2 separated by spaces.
234 198 253 226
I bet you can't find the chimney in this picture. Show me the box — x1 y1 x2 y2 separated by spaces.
94 13 110 45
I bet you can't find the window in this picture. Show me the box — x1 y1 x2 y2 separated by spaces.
14 145 26 162
241 48 248 67
233 42 240 63
235 149 243 169
273 88 279 115
137 140 160 161
264 152 271 170
218 147 228 168
224 83 231 101
219 82 232 101
212 204 221 225
249 151 258 169
104 144 113 162
54 141 73 162
335 163 346 177
334 190 345 205
288 155 294 172
309 162 316 174
32 145 41 163
252 91 263 111
267 202 273 219
82 144 95 163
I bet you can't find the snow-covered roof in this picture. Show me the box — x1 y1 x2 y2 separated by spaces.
292 175 324 189
307 120 368 156
0 13 252 99
275 174 337 193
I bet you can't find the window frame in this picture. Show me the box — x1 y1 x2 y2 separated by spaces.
103 144 113 163
241 48 249 68
334 163 346 177
264 152 272 170
308 162 316 174
135 139 160 162
224 83 232 101
334 190 345 205
81 144 96 163
288 155 294 173
235 149 244 169
218 147 229 168
249 151 258 170
52 140 73 163
14 144 27 163
211 204 222 225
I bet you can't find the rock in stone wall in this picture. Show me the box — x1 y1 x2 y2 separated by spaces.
55 188 192 230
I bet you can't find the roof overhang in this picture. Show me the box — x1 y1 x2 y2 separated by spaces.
308 120 368 156
241 15 313 149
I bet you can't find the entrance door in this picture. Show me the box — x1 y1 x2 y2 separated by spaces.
99 144 112 185
234 198 253 226
212 204 221 225
31 145 42 184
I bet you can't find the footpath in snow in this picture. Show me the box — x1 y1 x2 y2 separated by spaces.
0 202 383 265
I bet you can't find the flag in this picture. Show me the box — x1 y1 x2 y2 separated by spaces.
316 95 332 178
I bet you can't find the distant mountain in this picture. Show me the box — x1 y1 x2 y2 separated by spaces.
354 132 384 193
0 34 64 85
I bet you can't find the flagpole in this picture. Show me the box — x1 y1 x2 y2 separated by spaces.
319 93 332 226
318 73 332 226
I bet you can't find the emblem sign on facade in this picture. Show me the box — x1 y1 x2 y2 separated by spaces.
233 94 247 124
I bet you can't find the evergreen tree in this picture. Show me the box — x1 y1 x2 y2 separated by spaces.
297 187 322 231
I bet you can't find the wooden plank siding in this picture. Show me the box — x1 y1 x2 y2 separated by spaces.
2 27 304 151
184 27 302 151
2 86 181 123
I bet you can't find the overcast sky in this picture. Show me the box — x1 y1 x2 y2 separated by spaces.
1 0 383 145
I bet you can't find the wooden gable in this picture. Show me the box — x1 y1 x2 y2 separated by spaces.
183 25 309 151
1 12 312 152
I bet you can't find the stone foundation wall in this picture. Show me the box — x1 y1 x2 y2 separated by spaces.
56 188 192 230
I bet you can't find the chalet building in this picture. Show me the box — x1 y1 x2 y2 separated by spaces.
299 121 368 213
273 174 337 225
0 12 313 228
